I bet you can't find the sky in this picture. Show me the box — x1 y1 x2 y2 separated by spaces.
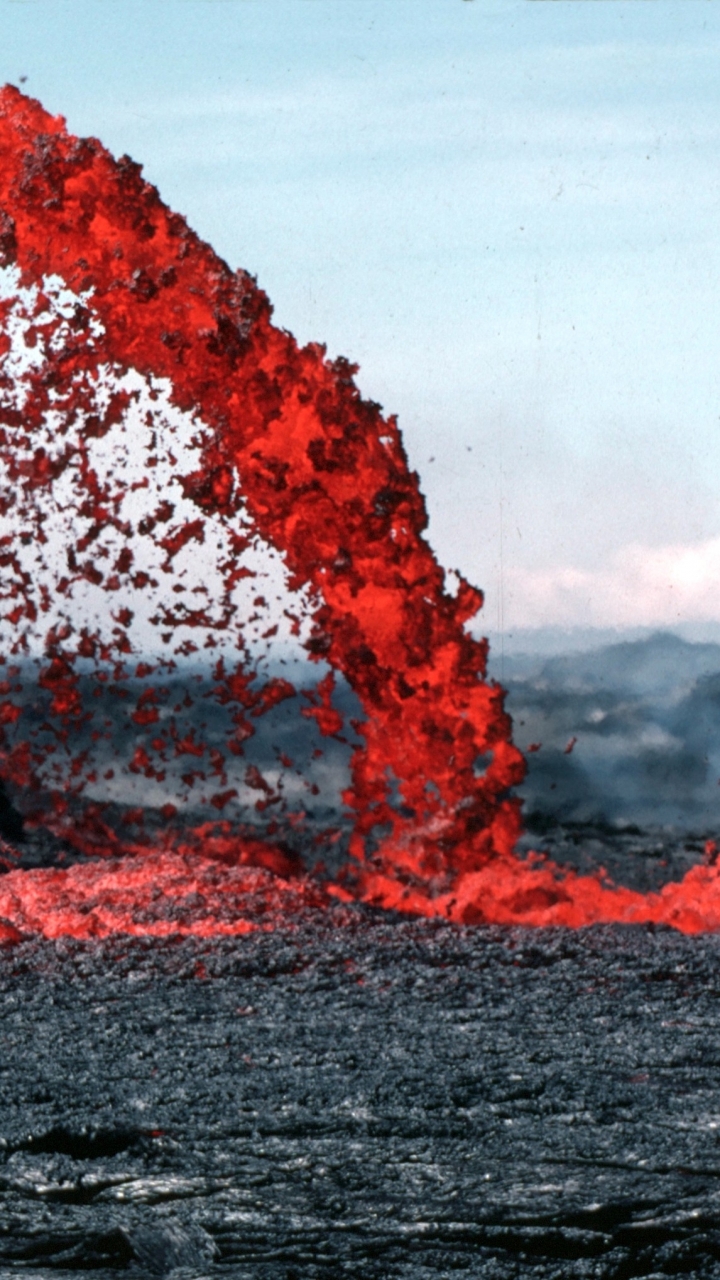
2 0 720 641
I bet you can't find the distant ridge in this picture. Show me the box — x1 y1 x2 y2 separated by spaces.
485 622 720 664
498 630 720 832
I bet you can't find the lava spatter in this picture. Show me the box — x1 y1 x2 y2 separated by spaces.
0 86 523 910
1 85 720 937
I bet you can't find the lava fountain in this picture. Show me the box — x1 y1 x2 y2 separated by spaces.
0 85 719 937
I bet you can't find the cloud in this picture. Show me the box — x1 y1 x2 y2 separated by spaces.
503 537 720 630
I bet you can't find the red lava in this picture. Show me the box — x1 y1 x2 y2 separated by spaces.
355 855 720 935
0 85 718 937
0 850 329 942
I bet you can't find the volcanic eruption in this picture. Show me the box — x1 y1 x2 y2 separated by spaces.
0 85 719 935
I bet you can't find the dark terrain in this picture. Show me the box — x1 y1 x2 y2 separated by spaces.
496 631 720 836
1 633 720 1277
3 919 720 1279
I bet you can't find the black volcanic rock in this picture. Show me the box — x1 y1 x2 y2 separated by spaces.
0 922 719 1277
0 778 23 844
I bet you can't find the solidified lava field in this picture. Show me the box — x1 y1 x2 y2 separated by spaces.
3 85 720 1279
2 920 720 1279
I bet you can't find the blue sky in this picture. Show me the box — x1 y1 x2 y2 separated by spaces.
3 1 720 638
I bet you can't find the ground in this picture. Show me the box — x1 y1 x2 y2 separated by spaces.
0 914 719 1277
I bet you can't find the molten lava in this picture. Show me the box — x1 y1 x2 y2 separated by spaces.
0 85 718 936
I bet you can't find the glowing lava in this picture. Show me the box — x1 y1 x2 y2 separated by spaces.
0 85 718 936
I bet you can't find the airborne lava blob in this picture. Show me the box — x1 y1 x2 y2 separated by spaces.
0 86 719 936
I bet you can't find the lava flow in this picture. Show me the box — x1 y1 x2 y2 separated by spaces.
0 85 718 938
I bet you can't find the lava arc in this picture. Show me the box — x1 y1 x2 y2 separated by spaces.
3 86 720 937
0 85 524 919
